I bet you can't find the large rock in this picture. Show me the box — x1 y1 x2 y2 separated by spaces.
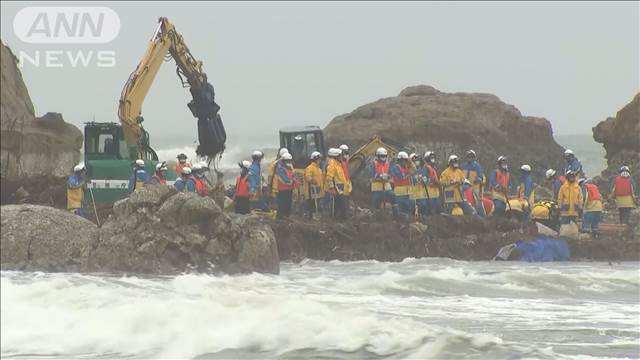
592 93 640 189
0 204 97 271
1 41 82 205
324 85 565 185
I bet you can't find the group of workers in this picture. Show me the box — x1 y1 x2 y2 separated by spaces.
67 145 638 235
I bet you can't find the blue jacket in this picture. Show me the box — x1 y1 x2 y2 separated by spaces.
552 177 564 200
174 176 196 192
460 160 483 183
390 162 411 180
67 174 83 189
127 169 149 194
276 162 295 185
515 238 570 262
564 157 583 176
248 161 262 193
520 173 534 198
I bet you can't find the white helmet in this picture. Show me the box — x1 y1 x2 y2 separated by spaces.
240 160 251 169
545 169 556 179
339 144 349 153
252 150 264 159
181 167 192 175
328 148 342 157
376 147 388 156
279 148 289 157
73 163 86 172
520 164 531 172
564 149 574 156
310 151 322 160
155 162 168 171
282 152 293 160
578 178 587 186
619 165 630 173
466 149 477 158
397 151 409 160
463 179 471 185
192 163 202 171
497 155 507 163
409 153 418 160
135 159 145 167
424 151 434 159
448 154 459 163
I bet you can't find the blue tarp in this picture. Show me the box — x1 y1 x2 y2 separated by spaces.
515 237 570 262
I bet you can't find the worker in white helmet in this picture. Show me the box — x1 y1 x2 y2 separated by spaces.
610 165 638 225
67 163 87 216
275 152 298 219
174 166 196 192
338 144 352 198
390 151 415 216
175 153 192 177
488 156 514 215
304 151 325 219
149 162 169 185
368 147 397 216
516 164 535 220
563 149 584 178
460 149 484 198
326 148 349 220
127 159 149 194
267 148 290 208
545 168 565 201
234 160 253 214
421 151 442 215
440 154 474 215
248 150 267 211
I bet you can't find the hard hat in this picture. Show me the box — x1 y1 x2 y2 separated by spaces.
448 154 459 163
240 160 251 168
328 148 342 157
409 153 418 160
282 152 293 160
192 163 202 171
565 169 576 177
520 164 531 172
155 162 168 171
466 149 477 157
177 153 187 160
279 148 289 157
135 159 145 167
619 165 630 173
376 147 388 156
578 178 587 186
73 163 86 172
310 151 322 160
424 151 434 159
463 179 471 185
564 149 574 156
339 144 349 153
545 169 556 179
181 167 192 175
397 151 409 160
252 150 264 159
497 155 507 163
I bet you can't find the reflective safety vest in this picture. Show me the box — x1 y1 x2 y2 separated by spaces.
371 160 392 192
424 164 440 198
175 162 192 176
304 162 325 200
341 160 352 195
277 165 296 191
613 176 636 208
194 177 208 196
463 186 476 207
151 175 167 185
392 164 412 196
235 175 249 198
583 183 603 212
490 170 510 202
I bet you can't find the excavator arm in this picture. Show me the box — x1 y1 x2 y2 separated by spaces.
348 135 400 176
118 17 226 161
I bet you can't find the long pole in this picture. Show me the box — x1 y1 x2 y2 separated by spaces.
89 187 100 226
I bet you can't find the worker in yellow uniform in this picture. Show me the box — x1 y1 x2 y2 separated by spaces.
557 170 583 225
440 155 474 215
304 151 325 220
67 163 87 217
267 148 289 209
325 147 349 220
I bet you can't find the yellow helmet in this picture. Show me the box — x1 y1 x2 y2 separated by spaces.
451 205 464 216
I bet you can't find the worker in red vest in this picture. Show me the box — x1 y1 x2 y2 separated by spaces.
489 156 514 215
276 153 298 219
368 147 397 217
610 166 638 225
578 178 603 235
234 160 251 214
149 162 168 185
339 144 352 197
191 164 209 197
391 151 415 216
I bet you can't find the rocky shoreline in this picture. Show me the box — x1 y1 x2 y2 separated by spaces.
1 186 637 276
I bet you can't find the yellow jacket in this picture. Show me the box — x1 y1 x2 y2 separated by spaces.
326 159 347 194
304 162 324 200
440 166 466 203
268 159 279 195
558 181 583 217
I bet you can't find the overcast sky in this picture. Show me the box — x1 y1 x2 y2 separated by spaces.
1 1 638 148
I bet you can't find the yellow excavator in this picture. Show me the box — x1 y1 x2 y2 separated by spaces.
84 17 226 203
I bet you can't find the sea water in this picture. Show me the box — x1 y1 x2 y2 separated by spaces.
1 259 639 359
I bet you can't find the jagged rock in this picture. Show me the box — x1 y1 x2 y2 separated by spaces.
323 85 565 195
0 204 97 271
592 93 640 190
1 42 82 205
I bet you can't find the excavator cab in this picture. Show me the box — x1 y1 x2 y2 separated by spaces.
279 126 325 169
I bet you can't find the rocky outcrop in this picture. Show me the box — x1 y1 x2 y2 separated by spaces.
1 41 82 204
324 85 565 184
0 186 280 275
592 93 640 188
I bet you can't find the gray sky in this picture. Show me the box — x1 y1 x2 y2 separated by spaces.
1 1 638 149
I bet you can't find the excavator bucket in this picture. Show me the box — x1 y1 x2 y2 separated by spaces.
188 82 226 158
